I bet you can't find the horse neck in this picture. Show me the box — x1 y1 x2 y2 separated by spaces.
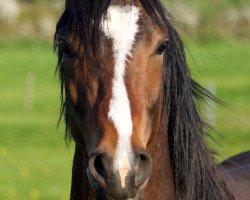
143 106 176 199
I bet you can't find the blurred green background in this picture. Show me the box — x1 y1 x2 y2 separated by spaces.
0 0 249 199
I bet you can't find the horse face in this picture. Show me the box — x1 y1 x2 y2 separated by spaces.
57 3 167 199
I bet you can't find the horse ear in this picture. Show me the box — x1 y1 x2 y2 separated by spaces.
163 26 232 200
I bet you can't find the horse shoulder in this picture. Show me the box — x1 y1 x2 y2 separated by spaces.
218 151 250 200
221 151 250 169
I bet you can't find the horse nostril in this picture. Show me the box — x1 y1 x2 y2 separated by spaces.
135 150 152 187
94 155 105 178
140 153 147 162
89 153 106 188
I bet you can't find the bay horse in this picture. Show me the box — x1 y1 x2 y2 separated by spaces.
54 0 250 199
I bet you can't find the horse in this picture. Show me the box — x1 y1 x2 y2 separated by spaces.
54 0 250 199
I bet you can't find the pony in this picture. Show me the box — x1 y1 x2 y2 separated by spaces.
54 0 250 199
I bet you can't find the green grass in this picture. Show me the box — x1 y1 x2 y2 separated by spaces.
186 38 250 160
0 38 73 200
0 37 249 199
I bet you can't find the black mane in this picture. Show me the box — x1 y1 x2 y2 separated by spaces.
54 0 234 199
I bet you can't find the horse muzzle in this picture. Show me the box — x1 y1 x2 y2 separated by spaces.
87 149 152 200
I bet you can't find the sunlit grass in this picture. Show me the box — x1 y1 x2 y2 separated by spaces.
0 38 73 200
186 38 250 160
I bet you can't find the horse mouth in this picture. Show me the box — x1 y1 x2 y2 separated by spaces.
100 194 140 200
92 188 141 200
106 198 139 200
93 189 141 200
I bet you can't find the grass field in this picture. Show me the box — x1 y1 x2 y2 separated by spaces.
0 37 249 199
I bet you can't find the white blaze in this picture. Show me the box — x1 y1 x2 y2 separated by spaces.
102 5 140 188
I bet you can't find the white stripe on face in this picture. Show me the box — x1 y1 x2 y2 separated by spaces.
102 5 140 188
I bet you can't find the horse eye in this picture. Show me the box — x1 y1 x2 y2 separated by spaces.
58 41 74 57
155 41 168 55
